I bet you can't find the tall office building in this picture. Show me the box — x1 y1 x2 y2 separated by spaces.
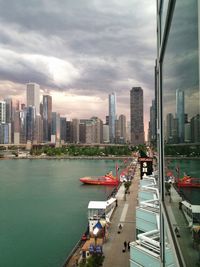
43 95 52 142
126 121 131 143
20 108 27 144
26 106 36 142
51 112 60 142
105 115 109 125
191 114 200 143
156 1 200 266
72 118 79 144
66 121 72 143
26 83 40 115
60 117 67 143
35 115 43 144
176 89 185 143
91 117 103 144
14 110 20 144
149 99 156 145
103 124 109 143
4 98 14 143
0 101 6 123
108 93 116 143
0 123 11 144
130 87 144 145
115 115 126 144
79 117 103 144
118 114 126 144
4 98 13 123
0 101 8 144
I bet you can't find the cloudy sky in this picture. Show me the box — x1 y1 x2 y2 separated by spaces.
0 0 156 137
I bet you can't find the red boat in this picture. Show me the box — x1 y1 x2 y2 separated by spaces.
177 175 200 188
80 172 119 186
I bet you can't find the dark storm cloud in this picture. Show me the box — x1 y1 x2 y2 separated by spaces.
0 0 156 98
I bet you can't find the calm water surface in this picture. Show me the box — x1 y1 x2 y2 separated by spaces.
0 159 117 267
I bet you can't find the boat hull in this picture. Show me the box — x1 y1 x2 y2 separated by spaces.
177 183 200 188
177 176 200 188
80 176 119 186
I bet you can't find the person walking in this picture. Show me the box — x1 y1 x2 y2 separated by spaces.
128 241 130 250
118 223 123 234
124 241 127 251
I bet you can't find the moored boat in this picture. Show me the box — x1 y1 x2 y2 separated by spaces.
80 172 119 186
80 164 120 186
177 175 200 188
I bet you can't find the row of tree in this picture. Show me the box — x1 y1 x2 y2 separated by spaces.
165 144 200 157
30 145 133 157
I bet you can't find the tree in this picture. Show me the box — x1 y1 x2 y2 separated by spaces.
79 254 104 267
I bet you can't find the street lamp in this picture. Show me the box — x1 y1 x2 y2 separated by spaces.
93 226 100 249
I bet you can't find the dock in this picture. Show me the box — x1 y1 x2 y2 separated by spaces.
102 164 140 267
64 162 140 267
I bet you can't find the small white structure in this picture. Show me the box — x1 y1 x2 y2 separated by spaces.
88 198 116 233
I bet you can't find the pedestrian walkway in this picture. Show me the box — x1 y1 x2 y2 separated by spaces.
103 165 140 267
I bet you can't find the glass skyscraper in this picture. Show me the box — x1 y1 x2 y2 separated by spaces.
108 92 116 143
43 95 52 142
157 1 200 266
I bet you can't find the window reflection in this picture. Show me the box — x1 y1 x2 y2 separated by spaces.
161 0 200 265
163 0 199 146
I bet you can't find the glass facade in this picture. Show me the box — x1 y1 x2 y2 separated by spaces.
158 0 200 266
108 93 116 143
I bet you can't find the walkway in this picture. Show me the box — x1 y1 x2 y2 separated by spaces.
103 165 140 267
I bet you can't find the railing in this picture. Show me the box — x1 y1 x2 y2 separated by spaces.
62 239 82 267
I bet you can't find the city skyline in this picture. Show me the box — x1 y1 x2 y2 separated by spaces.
0 1 156 137
0 86 133 144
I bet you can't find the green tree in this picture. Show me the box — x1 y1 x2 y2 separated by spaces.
79 254 104 267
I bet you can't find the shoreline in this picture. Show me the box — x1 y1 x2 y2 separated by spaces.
165 156 200 160
1 155 132 160
63 180 123 267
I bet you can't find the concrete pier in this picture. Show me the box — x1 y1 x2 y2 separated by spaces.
65 163 140 267
102 165 140 267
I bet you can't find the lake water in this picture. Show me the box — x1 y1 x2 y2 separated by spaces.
0 159 117 267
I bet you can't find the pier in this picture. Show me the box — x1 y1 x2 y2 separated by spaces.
102 165 140 267
64 161 140 267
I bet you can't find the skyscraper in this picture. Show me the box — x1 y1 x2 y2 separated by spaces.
4 98 13 124
72 118 79 143
51 112 60 142
43 95 52 142
108 92 116 143
118 114 126 143
0 101 6 123
26 83 40 115
60 117 67 143
20 108 27 144
115 115 126 144
149 99 156 145
26 106 36 142
176 89 185 143
166 113 174 143
130 87 144 145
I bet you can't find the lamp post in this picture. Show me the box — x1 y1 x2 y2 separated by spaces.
93 226 99 249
